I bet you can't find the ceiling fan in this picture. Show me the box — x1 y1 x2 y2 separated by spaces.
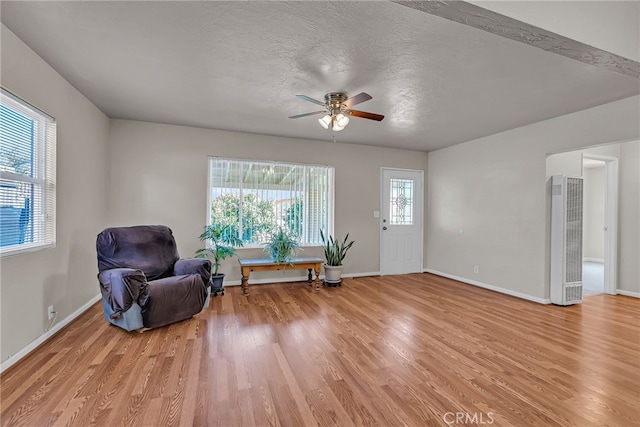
288 92 384 132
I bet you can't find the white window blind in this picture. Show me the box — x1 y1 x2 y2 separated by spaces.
0 88 56 256
208 158 333 246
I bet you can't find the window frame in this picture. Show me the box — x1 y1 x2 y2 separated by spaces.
206 156 334 248
0 88 56 257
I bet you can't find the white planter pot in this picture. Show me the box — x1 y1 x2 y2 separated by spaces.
324 264 343 284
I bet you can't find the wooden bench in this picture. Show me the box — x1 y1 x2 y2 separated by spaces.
238 257 323 295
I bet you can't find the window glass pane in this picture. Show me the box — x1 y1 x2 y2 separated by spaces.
0 104 34 178
390 178 413 225
0 89 56 255
209 158 332 246
305 166 328 243
0 180 33 246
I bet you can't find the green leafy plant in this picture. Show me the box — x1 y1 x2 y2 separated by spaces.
196 222 244 275
210 193 277 244
283 198 303 237
320 229 355 266
263 228 299 263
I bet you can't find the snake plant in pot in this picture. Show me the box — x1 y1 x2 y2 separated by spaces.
320 229 355 285
196 222 243 295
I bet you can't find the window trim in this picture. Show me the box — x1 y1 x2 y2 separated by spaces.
0 87 56 257
206 156 334 248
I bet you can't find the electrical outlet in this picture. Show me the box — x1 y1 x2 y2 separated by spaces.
473 265 479 274
48 305 55 320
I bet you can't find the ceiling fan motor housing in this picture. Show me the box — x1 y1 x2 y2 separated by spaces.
325 92 348 113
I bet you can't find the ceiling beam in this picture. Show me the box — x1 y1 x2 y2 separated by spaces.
392 0 640 79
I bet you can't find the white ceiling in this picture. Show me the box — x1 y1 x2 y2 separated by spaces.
1 1 638 152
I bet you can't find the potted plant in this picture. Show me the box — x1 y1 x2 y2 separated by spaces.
264 228 299 263
320 229 355 286
196 222 243 295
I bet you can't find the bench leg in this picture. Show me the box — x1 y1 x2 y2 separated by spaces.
241 273 249 295
313 265 321 291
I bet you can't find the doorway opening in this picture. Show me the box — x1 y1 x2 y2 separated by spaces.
582 158 606 296
582 154 618 296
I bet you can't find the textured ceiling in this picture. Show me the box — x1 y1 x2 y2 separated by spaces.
1 1 638 152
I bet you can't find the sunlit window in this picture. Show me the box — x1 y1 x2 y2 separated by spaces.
207 157 333 246
0 88 56 256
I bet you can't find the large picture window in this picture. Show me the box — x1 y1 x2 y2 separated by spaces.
0 88 56 256
208 158 333 246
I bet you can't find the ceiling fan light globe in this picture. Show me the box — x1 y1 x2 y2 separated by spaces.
335 113 350 127
318 114 331 129
332 122 346 132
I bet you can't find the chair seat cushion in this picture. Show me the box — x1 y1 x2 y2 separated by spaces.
141 274 207 328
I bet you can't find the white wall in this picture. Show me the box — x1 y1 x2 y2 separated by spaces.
583 166 606 261
471 1 640 61
0 25 110 362
107 119 428 282
618 140 640 293
427 95 639 301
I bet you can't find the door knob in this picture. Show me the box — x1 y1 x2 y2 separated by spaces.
382 226 387 230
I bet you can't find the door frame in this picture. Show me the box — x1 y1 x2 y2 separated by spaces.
379 167 424 275
582 154 619 295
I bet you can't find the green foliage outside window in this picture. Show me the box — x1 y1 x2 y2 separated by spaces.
211 193 279 244
283 198 303 238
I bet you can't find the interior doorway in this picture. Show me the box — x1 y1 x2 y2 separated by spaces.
582 158 606 296
582 154 618 295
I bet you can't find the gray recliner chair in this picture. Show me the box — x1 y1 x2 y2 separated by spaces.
96 225 211 331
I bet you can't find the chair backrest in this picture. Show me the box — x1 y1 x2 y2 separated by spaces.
97 225 180 280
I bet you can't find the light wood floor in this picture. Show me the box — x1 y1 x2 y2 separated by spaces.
1 273 639 426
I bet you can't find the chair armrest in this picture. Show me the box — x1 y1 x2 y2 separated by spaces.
98 268 148 319
174 258 211 286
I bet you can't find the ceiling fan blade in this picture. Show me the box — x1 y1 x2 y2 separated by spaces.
343 92 372 108
346 109 384 121
288 110 326 119
296 94 326 106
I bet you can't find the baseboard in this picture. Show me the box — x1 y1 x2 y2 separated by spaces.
224 271 381 286
424 269 551 304
617 289 640 298
343 271 381 278
0 294 101 374
584 258 605 263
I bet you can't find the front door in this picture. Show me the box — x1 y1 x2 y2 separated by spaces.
380 168 424 275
